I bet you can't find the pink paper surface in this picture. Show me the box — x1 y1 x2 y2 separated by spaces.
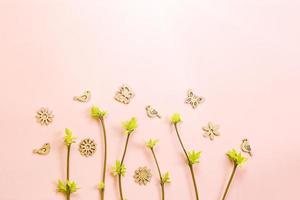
0 0 299 200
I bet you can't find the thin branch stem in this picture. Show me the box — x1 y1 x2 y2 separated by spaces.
151 148 165 200
189 164 199 200
99 118 108 200
66 145 71 200
118 133 131 200
174 124 189 159
221 164 238 200
174 123 199 200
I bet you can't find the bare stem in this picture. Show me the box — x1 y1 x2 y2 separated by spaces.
221 164 238 200
66 145 71 200
118 134 131 200
174 123 199 200
99 118 108 200
189 164 199 200
151 148 165 200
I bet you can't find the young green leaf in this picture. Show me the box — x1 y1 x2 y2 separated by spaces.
67 180 79 193
91 105 107 118
162 172 171 184
122 117 138 135
146 139 159 149
112 160 126 176
227 149 247 166
57 180 67 193
64 128 77 146
170 113 182 124
98 181 105 190
188 150 202 165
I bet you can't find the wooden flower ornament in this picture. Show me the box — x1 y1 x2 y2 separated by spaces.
202 122 220 140
36 107 54 125
79 138 96 157
133 167 152 185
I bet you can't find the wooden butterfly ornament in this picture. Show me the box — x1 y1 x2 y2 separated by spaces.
114 85 135 104
33 143 51 155
185 90 205 109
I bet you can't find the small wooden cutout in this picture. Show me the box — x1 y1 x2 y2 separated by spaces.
33 143 51 155
133 167 152 185
185 90 205 109
145 105 161 118
36 107 54 125
241 138 252 156
79 138 96 157
73 90 91 102
202 122 220 140
114 85 135 104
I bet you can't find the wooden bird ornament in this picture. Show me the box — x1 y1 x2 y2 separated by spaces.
241 139 252 156
33 143 51 155
73 90 91 102
145 105 161 118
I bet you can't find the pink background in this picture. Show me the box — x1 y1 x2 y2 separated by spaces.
0 0 300 200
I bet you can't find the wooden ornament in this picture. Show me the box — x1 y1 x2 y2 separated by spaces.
185 90 205 109
33 143 51 155
36 107 54 125
133 167 152 185
145 105 161 118
79 138 96 157
73 90 91 102
114 85 135 104
241 138 253 156
202 122 220 140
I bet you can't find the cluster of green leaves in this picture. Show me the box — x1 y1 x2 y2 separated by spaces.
227 149 247 166
112 160 126 176
161 172 171 184
122 117 138 135
188 150 202 165
98 181 105 190
64 128 77 146
146 139 159 149
170 113 182 124
57 180 79 194
91 105 107 119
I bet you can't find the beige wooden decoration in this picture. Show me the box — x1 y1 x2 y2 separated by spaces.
79 138 96 157
33 143 51 155
73 90 91 102
145 105 161 118
185 90 205 109
114 85 135 104
202 122 220 140
241 138 253 156
133 167 152 185
36 107 54 125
